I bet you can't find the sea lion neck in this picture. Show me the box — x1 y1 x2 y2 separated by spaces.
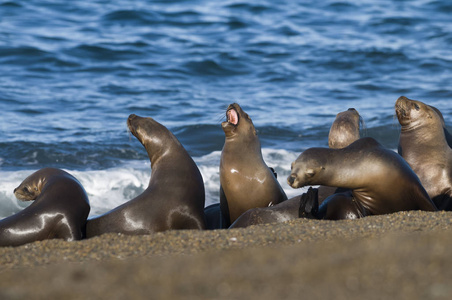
399 110 446 147
127 114 185 169
145 135 185 170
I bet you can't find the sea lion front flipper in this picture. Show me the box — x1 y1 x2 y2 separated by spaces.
219 185 231 228
298 187 319 219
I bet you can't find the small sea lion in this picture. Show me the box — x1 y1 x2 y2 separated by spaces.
0 168 90 247
86 114 206 237
328 108 362 149
319 108 363 203
395 96 452 210
287 137 437 218
229 194 301 228
219 103 287 227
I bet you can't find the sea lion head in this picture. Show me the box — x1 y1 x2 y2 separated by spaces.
287 148 327 188
221 103 257 139
127 114 180 157
328 108 362 149
395 96 442 130
13 168 60 201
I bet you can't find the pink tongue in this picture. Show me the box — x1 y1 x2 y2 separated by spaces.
228 109 238 125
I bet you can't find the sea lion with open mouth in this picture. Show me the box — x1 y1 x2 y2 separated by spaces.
395 96 452 210
219 103 287 227
86 114 206 237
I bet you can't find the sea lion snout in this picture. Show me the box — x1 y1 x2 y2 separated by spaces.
127 114 136 127
395 97 410 119
287 173 299 188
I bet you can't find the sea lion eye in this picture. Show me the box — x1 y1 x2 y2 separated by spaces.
306 169 315 178
22 187 29 193
414 104 420 110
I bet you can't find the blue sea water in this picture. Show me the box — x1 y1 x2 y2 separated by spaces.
0 0 451 217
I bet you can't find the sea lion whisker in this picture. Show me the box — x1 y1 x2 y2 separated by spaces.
215 112 225 123
359 115 368 137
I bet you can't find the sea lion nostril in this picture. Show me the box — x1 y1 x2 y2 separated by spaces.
288 174 296 184
128 114 137 122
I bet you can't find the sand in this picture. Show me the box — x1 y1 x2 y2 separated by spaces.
0 211 452 299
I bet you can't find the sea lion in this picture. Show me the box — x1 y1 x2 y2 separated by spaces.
229 108 363 228
0 168 90 247
86 114 206 237
328 108 362 149
319 108 363 203
204 203 227 230
395 96 452 210
229 194 301 228
287 137 437 218
220 103 287 227
304 190 365 220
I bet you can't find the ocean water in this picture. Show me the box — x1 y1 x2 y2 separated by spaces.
0 0 450 218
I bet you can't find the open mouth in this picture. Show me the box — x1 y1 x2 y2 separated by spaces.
227 108 239 125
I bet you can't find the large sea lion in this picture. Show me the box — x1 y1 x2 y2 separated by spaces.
230 108 362 228
395 96 452 210
0 168 90 247
86 114 206 237
287 137 437 218
220 103 287 227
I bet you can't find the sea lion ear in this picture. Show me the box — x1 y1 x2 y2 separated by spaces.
306 169 315 178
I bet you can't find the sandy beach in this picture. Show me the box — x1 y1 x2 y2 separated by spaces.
0 211 451 299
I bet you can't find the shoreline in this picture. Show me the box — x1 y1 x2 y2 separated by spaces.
1 211 452 299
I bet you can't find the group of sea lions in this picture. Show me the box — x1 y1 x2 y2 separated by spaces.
0 96 450 247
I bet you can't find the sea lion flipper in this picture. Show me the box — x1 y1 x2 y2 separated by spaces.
269 167 277 179
298 187 319 219
219 185 231 228
432 194 452 211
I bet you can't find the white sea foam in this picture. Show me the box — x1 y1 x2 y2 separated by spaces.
0 148 307 218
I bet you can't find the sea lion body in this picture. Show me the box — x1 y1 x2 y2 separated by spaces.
219 103 287 227
229 195 301 228
0 168 90 247
318 191 365 220
86 114 206 237
395 96 452 210
288 137 437 217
